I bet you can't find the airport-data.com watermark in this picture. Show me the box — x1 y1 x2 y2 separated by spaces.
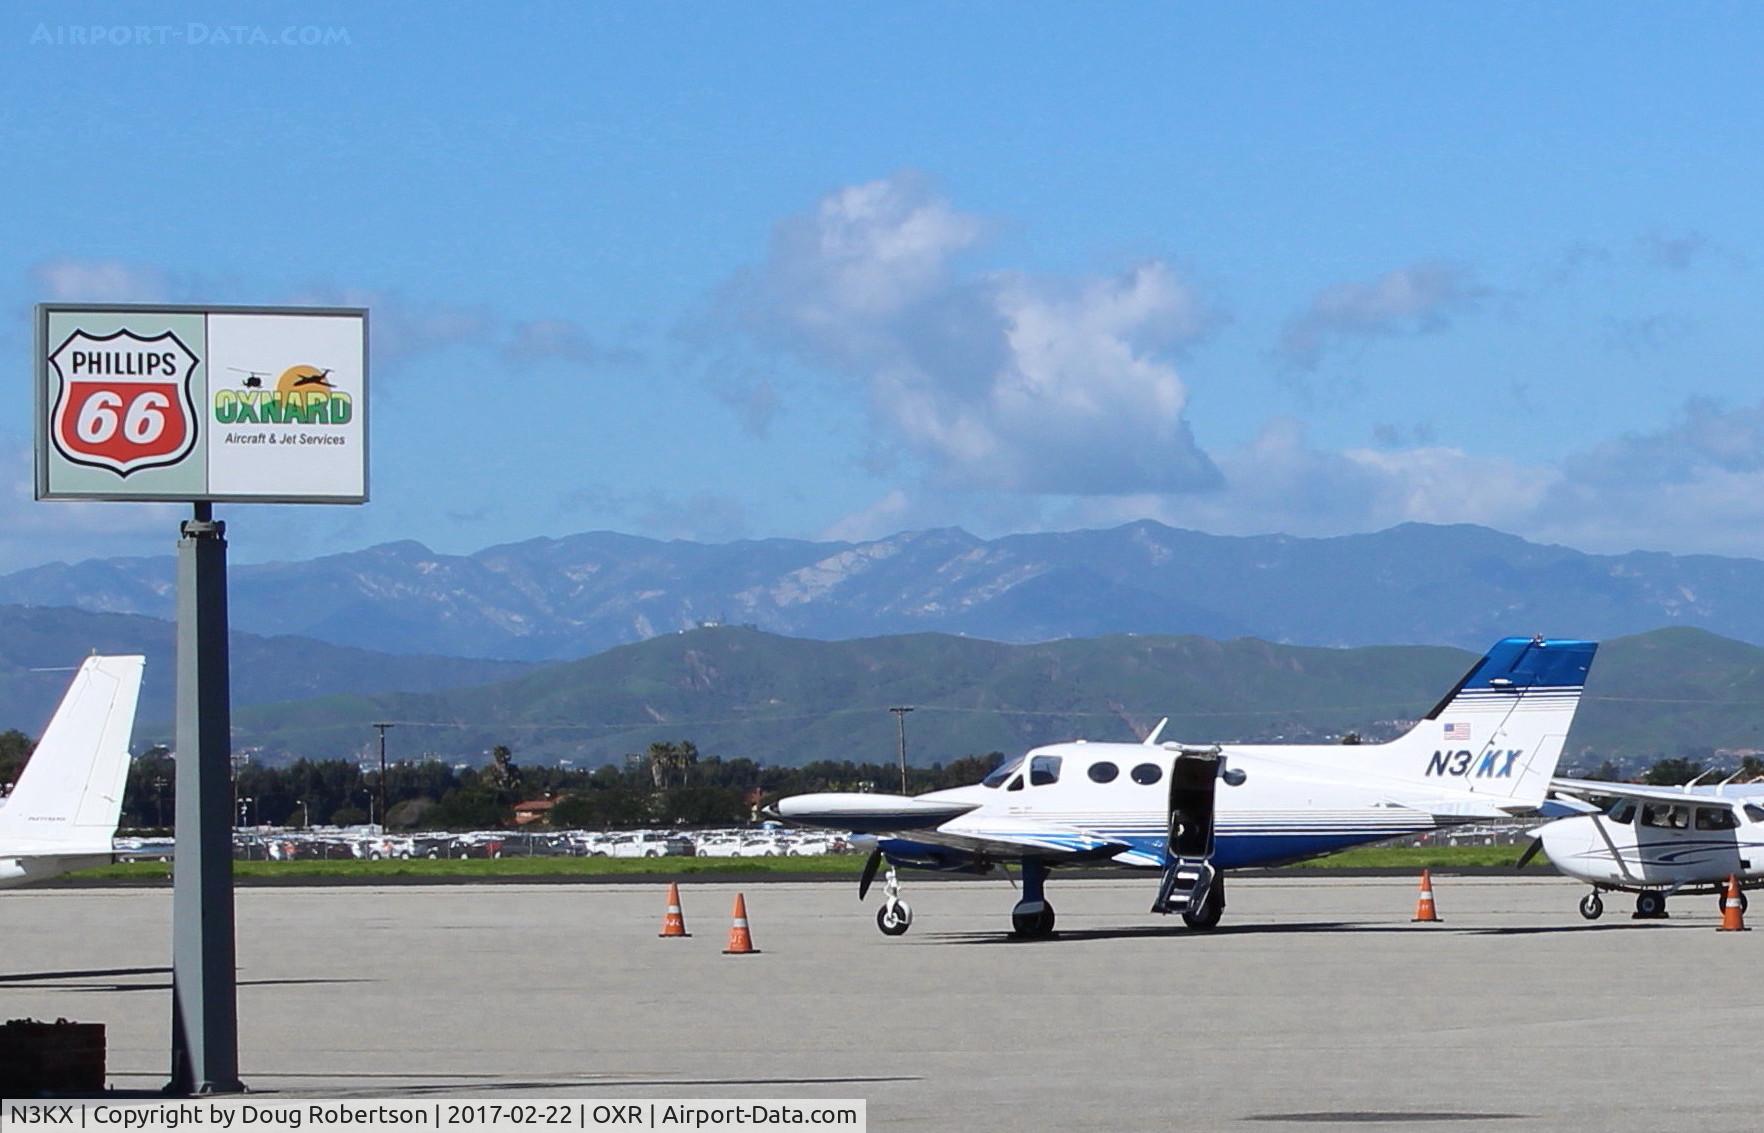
29 23 352 48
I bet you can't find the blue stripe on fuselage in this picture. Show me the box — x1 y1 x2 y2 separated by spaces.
880 828 1414 871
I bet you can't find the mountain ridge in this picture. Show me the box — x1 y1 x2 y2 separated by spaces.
0 604 530 736
4 520 1764 661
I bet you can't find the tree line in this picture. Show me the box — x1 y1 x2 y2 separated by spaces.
110 740 1003 832
5 727 1762 832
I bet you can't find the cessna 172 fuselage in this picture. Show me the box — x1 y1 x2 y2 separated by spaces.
1523 778 1764 919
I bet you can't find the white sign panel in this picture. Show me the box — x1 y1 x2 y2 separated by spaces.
36 304 368 503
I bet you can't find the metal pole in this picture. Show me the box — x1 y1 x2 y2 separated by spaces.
373 722 393 833
168 502 243 1095
889 706 913 795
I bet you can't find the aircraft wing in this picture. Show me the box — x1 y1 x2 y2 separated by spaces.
772 793 982 834
771 793 1131 861
888 820 1134 862
1549 777 1764 807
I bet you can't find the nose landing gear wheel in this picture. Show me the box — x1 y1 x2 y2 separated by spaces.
877 901 912 936
1010 902 1056 938
1578 892 1603 920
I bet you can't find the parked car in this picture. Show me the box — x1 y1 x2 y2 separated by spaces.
735 835 788 858
694 833 744 857
597 832 694 858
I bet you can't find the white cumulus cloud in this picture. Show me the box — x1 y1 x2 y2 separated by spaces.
719 174 1222 496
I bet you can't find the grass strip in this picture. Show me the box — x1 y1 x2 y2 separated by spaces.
71 842 1524 883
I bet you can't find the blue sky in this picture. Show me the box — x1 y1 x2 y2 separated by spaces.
4 3 1764 570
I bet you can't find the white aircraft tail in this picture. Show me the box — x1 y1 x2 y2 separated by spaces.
0 655 145 847
1361 637 1598 810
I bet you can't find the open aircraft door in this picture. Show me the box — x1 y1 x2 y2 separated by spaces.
1152 744 1226 928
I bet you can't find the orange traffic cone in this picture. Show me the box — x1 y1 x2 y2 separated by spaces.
1411 869 1442 923
1718 875 1749 932
723 892 759 954
658 882 691 938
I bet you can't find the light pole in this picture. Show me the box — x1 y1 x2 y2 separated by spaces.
372 722 394 834
297 799 309 830
889 706 914 795
236 796 253 829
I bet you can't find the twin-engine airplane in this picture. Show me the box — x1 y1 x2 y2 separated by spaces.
0 655 145 888
1521 776 1764 920
775 636 1598 938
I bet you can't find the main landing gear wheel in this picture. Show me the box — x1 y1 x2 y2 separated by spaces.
1718 889 1748 915
877 901 913 936
1634 891 1667 919
1010 901 1056 939
1182 884 1225 930
1578 892 1603 920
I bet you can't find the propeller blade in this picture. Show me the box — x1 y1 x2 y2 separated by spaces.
1515 838 1544 869
858 849 883 900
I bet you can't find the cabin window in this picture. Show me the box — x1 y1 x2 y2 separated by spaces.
983 756 1025 788
1130 762 1163 786
1639 804 1690 829
1607 800 1636 825
1088 761 1120 784
1006 775 1024 792
1696 807 1739 831
1029 756 1063 786
1746 804 1764 824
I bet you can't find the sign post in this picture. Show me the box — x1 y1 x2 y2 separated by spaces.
35 304 367 1095
168 501 238 1095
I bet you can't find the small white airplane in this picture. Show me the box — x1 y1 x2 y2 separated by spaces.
1521 775 1764 920
0 655 145 887
775 636 1597 937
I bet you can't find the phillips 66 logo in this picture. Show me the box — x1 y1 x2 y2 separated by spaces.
48 328 201 476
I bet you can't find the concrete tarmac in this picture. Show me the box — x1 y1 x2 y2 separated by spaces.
5 876 1757 1130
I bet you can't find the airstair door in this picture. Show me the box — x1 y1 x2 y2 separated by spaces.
1152 749 1221 916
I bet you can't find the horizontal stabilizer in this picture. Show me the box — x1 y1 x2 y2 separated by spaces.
1410 797 1522 820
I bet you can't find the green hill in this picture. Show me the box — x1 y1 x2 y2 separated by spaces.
199 625 1764 768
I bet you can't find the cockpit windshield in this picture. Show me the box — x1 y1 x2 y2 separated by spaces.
982 756 1026 788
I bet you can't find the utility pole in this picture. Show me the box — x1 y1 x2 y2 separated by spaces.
372 722 394 834
889 706 914 795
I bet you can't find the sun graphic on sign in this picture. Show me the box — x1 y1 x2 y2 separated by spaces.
275 365 336 395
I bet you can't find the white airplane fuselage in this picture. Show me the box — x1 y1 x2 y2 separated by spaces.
776 636 1598 936
895 740 1500 870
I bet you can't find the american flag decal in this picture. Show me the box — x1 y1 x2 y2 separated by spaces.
1443 722 1471 741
